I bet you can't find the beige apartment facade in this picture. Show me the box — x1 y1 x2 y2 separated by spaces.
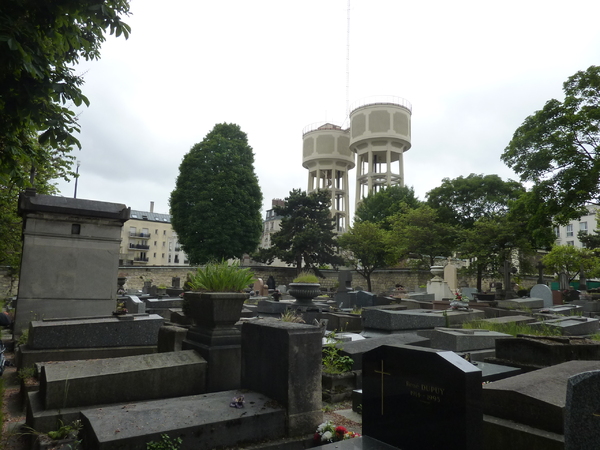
119 207 189 266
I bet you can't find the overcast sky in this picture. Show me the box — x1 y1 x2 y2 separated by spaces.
54 0 600 220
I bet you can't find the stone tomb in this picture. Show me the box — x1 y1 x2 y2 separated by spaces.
27 350 206 432
496 297 544 309
363 308 484 332
564 370 600 450
483 360 600 450
15 191 130 334
429 328 512 352
363 344 482 450
528 316 599 336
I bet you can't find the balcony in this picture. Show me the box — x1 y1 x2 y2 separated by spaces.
129 232 150 239
134 257 149 263
175 247 181 252
129 243 150 250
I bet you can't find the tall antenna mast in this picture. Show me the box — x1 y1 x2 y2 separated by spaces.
345 0 351 118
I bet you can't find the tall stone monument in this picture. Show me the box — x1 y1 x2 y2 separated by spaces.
14 190 130 334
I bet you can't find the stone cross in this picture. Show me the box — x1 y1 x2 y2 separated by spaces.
536 261 545 285
374 360 391 416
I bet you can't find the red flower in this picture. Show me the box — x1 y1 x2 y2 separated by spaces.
314 433 321 443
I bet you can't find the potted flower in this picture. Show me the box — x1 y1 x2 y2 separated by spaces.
288 271 321 305
183 260 255 327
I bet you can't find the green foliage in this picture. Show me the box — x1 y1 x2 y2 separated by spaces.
170 124 263 264
426 173 525 228
338 221 396 292
47 420 82 441
388 205 459 267
542 245 598 282
293 271 319 283
146 434 183 450
355 185 421 228
17 366 36 381
0 1 131 188
254 189 342 274
322 332 353 374
502 65 600 224
463 320 563 337
188 260 255 292
17 329 29 346
279 310 305 323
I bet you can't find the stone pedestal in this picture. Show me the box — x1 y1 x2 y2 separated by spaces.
427 278 454 301
181 292 247 392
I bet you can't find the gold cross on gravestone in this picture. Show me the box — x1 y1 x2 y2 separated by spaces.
374 360 391 415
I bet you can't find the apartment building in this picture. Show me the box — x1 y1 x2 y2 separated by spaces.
554 206 599 248
119 204 189 266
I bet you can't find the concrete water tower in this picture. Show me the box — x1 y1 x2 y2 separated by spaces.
349 96 412 208
302 122 354 233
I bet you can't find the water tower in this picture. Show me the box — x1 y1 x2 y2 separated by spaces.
349 96 412 208
302 122 354 233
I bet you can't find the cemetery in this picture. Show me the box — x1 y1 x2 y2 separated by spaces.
1 192 600 450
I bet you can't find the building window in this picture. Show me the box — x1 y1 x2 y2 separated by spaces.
162 253 165 258
174 255 179 263
169 242 173 251
580 222 588 234
155 229 158 234
567 240 575 246
163 230 166 235
553 226 560 238
168 255 172 263
162 241 165 247
129 226 136 236
566 224 574 237
71 224 81 235
154 241 157 246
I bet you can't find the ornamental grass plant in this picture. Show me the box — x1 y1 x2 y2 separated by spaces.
188 260 255 292
292 271 319 283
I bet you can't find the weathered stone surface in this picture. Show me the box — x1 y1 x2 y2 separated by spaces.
142 298 183 310
81 390 286 450
256 299 292 314
528 317 599 336
480 315 537 325
496 298 544 309
483 360 600 434
530 284 553 308
564 370 600 450
27 314 164 349
124 295 145 314
483 414 564 450
363 308 485 331
493 336 600 369
157 325 188 352
338 333 430 370
241 319 322 436
40 350 206 410
429 328 512 352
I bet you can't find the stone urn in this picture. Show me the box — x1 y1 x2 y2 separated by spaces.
288 283 321 305
183 291 248 328
430 265 444 280
117 276 127 290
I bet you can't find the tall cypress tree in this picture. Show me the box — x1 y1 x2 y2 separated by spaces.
170 123 263 264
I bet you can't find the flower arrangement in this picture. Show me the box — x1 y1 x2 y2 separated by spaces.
313 421 361 444
454 291 468 302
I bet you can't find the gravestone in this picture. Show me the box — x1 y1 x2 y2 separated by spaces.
15 190 130 334
460 287 478 301
444 263 458 291
530 284 553 308
363 344 482 450
528 317 599 336
564 370 600 450
338 270 353 291
356 290 375 307
429 328 512 352
363 308 484 331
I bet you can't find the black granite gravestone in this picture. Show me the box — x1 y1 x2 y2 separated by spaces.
565 370 600 450
363 344 482 450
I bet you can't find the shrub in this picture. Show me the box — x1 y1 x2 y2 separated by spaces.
293 271 319 283
188 260 254 292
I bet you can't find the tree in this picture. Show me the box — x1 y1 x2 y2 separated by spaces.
459 216 538 291
254 189 341 275
169 123 263 264
426 174 525 228
337 221 395 292
0 143 74 285
542 245 598 282
502 65 600 224
0 1 131 187
354 185 421 228
388 205 459 268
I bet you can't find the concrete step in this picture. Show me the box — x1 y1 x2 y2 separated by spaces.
80 390 286 450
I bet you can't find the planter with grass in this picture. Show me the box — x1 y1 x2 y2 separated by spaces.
288 271 321 305
182 260 254 392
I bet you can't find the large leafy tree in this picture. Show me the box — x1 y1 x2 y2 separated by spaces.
542 245 598 282
254 189 341 275
501 65 600 224
354 185 421 228
426 174 525 228
388 205 459 268
337 221 395 292
170 123 263 264
0 0 131 187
